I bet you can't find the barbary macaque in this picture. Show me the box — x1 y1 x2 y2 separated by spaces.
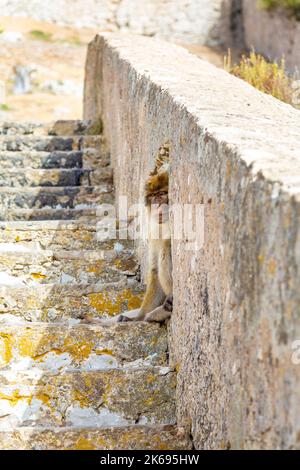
118 147 173 323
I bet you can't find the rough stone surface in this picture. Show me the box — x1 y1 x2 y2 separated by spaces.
242 0 300 73
0 207 99 221
0 367 175 428
0 149 110 170
0 280 143 322
0 221 130 250
0 168 112 187
0 0 226 46
84 33 300 449
0 135 101 152
0 185 113 209
0 425 191 450
0 321 166 371
0 120 97 136
0 248 138 284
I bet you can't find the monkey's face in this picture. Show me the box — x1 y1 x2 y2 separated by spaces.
149 192 169 225
145 170 169 226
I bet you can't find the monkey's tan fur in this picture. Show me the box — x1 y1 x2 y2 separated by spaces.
118 144 173 323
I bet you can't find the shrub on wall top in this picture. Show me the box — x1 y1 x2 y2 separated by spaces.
259 0 300 19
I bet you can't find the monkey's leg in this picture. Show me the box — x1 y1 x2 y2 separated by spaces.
145 295 173 322
118 268 165 322
158 243 173 297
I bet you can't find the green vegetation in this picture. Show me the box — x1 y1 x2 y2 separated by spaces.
29 30 84 46
29 30 53 42
63 35 85 46
260 0 300 18
0 104 10 111
224 50 294 105
88 119 103 135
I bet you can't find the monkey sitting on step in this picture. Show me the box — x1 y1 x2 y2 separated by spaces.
118 150 172 323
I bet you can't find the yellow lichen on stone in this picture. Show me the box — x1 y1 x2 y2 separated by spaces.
72 390 91 408
74 437 97 450
95 348 115 357
33 349 63 361
18 333 38 358
87 263 104 274
0 389 32 406
145 397 154 406
89 289 142 316
0 333 13 366
96 436 108 448
113 258 137 272
102 381 112 405
150 336 159 347
63 337 92 360
268 258 277 276
146 374 156 384
31 272 47 279
36 393 51 407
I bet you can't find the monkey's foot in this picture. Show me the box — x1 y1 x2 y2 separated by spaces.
117 314 132 322
145 306 171 323
116 308 143 322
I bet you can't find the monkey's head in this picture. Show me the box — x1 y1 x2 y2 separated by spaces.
145 170 169 225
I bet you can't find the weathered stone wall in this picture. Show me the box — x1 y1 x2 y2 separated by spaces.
242 0 300 73
84 33 300 449
1 0 225 45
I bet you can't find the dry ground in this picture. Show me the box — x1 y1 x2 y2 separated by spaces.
0 16 225 122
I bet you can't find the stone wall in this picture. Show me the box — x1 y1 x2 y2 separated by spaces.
84 33 300 449
1 0 225 45
242 0 300 73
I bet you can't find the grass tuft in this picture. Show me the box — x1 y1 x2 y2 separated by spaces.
224 49 294 105
0 104 10 111
259 0 300 19
29 30 53 42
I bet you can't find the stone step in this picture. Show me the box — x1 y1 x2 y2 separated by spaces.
0 248 138 285
0 279 143 322
0 425 191 450
0 367 175 429
0 221 129 251
0 208 99 221
0 168 112 187
0 185 114 209
0 135 101 152
0 120 101 136
0 322 165 370
0 149 110 169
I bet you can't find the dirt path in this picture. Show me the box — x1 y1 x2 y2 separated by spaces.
0 16 225 122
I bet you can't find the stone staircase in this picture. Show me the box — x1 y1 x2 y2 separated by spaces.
0 120 190 450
